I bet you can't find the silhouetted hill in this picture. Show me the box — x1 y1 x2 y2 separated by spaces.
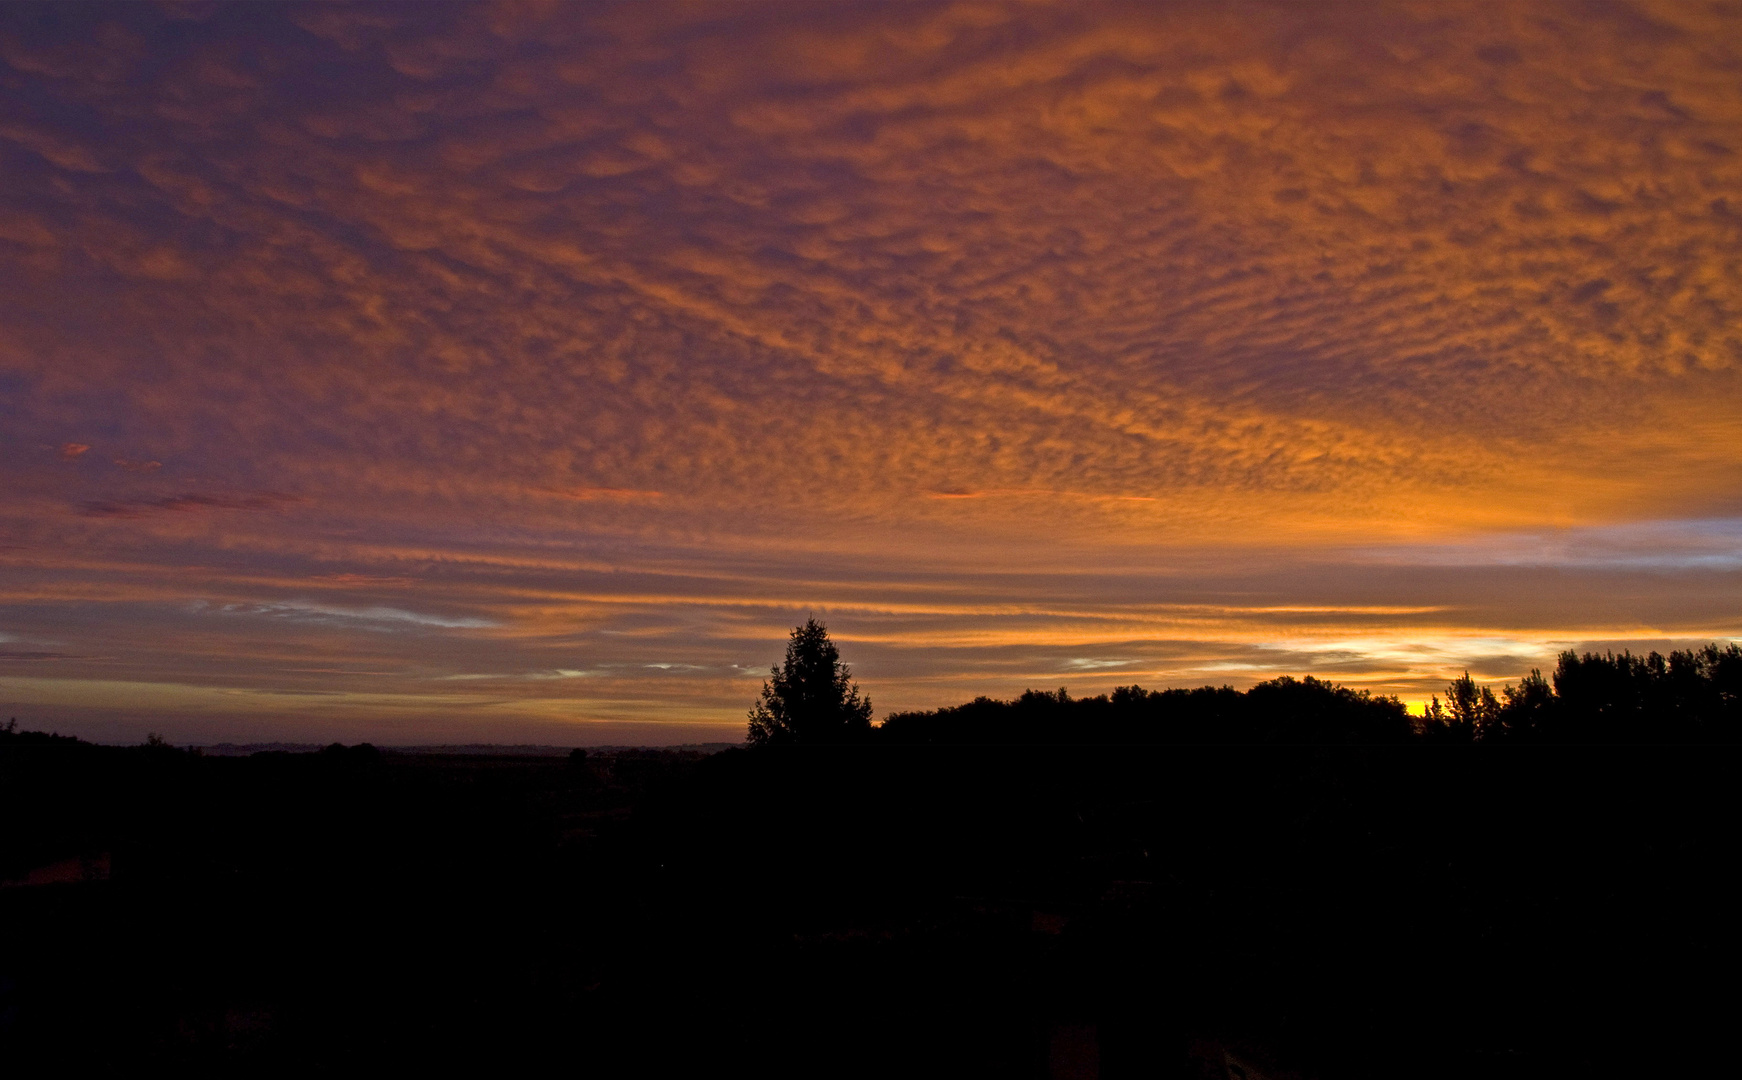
2 650 1737 1077
194 741 742 757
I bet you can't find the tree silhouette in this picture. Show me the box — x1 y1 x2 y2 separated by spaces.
747 619 872 746
1423 671 1502 741
1496 668 1555 739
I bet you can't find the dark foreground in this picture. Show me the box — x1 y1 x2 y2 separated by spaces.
2 733 1735 1077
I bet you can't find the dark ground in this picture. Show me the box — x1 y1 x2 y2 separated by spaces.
2 735 1735 1077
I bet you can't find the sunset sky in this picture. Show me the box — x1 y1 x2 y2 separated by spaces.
3 1 1740 744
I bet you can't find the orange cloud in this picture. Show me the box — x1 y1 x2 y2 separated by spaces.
77 492 303 518
926 489 1158 503
543 486 666 502
1 2 1738 741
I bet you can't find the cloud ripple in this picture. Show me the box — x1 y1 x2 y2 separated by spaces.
1 2 1738 740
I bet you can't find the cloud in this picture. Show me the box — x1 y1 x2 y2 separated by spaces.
1363 516 1742 570
77 492 303 517
0 1 1739 739
0 120 108 172
542 486 665 502
204 601 496 631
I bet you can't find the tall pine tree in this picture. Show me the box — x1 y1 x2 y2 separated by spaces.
746 619 872 745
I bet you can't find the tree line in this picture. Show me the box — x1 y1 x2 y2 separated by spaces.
749 621 1742 745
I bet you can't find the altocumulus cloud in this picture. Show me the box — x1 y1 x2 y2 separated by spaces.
0 1 1739 740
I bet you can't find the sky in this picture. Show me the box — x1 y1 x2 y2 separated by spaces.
3 0 1740 745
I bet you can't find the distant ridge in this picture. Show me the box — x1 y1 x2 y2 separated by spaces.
199 742 325 756
198 741 741 757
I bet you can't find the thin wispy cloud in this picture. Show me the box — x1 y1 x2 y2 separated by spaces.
199 601 497 632
1362 517 1742 571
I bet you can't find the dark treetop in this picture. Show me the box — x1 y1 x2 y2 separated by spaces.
746 618 873 746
